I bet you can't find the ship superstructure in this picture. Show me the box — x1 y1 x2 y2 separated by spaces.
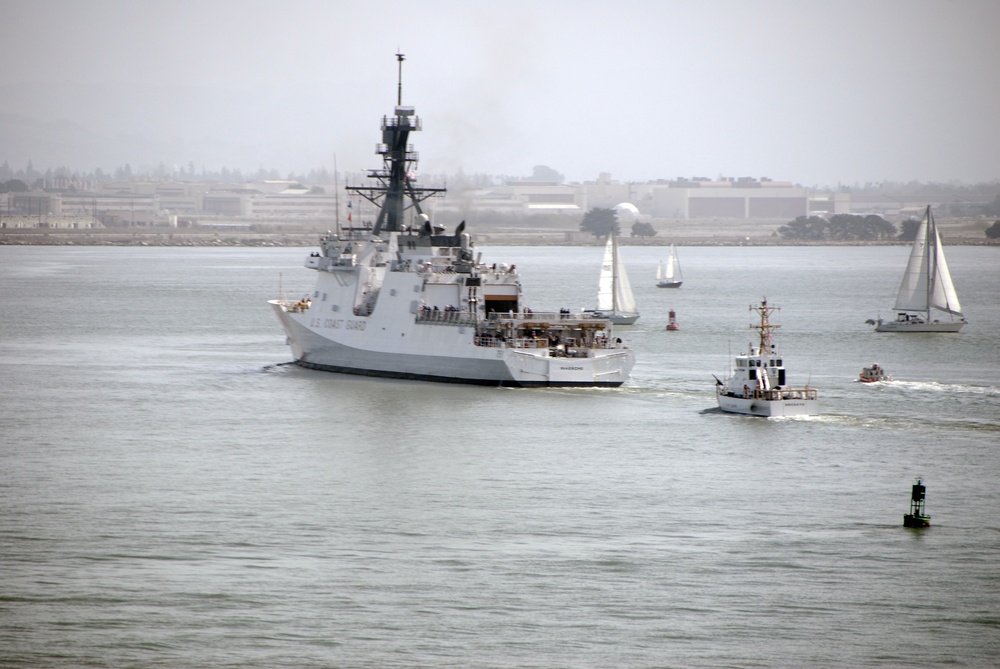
270 55 634 387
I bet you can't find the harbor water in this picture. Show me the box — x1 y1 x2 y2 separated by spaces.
2 244 999 667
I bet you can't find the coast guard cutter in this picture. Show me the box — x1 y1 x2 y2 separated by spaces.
270 55 634 387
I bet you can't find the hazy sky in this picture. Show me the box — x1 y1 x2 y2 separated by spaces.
2 0 998 187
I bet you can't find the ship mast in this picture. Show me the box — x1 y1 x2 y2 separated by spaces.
333 154 340 236
750 298 780 354
397 50 404 106
349 53 446 236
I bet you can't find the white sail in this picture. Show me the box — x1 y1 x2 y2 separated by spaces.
612 235 637 314
656 244 683 288
596 236 615 312
596 233 637 320
656 262 663 281
664 245 676 280
892 207 963 316
892 211 930 312
928 215 963 315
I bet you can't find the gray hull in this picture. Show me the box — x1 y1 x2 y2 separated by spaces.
274 303 633 388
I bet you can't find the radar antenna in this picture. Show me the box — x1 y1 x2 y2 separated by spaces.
396 52 405 106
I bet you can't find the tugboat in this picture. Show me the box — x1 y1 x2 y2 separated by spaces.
903 477 930 528
715 298 819 417
269 55 635 387
859 363 891 383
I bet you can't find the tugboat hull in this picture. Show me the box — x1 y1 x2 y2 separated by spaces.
717 393 819 417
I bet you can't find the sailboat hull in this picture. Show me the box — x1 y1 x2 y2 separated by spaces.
874 318 965 333
582 310 638 325
656 280 683 288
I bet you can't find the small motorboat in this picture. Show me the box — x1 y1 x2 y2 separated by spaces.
859 363 891 383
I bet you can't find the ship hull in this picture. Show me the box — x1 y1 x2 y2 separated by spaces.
875 319 965 333
272 301 634 388
717 393 819 417
609 313 639 326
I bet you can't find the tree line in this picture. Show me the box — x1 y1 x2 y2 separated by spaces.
777 214 898 241
778 212 1000 241
579 207 1000 241
579 207 656 239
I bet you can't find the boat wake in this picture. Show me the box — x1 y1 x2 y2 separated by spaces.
802 411 1000 433
261 362 298 373
889 380 999 397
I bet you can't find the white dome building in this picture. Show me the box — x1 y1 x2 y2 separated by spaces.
613 202 640 221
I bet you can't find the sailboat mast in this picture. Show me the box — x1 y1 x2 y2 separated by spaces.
925 206 935 320
611 234 617 313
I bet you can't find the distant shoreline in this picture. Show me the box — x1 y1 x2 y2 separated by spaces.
1 230 997 247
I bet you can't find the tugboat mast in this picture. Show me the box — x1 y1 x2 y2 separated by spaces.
751 297 780 354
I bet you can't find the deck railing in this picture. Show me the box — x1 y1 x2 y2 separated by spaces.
761 388 818 401
415 309 477 326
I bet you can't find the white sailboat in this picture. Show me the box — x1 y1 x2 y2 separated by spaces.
873 205 966 332
656 244 683 288
592 233 639 325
